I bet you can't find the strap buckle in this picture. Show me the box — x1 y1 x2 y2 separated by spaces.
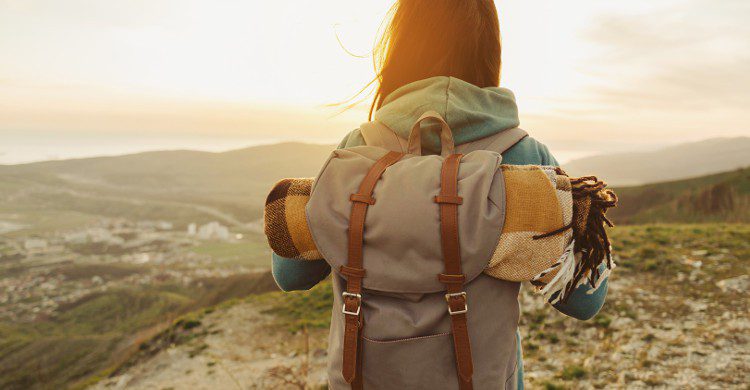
342 292 362 316
445 292 468 315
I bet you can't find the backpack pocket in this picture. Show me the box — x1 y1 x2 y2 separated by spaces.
361 332 457 388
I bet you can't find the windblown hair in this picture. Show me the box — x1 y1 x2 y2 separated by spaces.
367 0 502 119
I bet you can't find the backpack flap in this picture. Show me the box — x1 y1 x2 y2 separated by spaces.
306 146 506 293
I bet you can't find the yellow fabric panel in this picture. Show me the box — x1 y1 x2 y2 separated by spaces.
285 195 320 260
485 231 565 281
501 166 563 234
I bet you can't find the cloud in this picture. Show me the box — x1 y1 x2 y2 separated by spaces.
581 0 750 112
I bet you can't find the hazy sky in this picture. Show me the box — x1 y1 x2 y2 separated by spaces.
0 0 748 163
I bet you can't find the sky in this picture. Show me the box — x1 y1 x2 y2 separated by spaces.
0 0 748 164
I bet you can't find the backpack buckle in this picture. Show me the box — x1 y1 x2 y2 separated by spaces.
342 292 362 316
445 292 468 315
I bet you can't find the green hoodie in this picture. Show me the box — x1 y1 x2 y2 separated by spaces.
339 76 557 165
271 76 609 389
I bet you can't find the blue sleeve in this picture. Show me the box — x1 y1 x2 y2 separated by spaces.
552 263 609 320
272 253 331 292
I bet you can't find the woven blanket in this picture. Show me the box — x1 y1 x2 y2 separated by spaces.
264 165 617 303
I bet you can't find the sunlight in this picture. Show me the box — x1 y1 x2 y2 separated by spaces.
0 0 747 162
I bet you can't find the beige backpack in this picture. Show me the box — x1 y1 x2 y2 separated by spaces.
306 111 528 389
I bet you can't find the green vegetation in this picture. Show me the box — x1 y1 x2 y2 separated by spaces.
0 143 334 235
611 167 750 224
559 365 586 380
0 273 278 390
255 279 334 332
542 381 566 390
57 263 145 281
190 238 271 268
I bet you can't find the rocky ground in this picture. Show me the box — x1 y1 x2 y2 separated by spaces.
92 225 749 389
91 301 330 390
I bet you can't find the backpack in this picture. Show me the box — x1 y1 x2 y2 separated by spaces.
306 111 528 389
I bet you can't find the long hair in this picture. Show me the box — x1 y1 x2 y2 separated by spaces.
368 0 502 119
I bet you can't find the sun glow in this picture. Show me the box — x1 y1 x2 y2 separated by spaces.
0 0 748 163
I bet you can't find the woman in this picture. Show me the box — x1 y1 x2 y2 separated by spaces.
272 1 609 388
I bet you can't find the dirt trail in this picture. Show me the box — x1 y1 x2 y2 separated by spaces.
92 302 328 390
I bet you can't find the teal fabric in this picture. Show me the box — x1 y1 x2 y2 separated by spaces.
271 76 608 387
272 253 331 292
553 263 610 320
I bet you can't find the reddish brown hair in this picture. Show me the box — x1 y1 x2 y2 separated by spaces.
368 0 502 119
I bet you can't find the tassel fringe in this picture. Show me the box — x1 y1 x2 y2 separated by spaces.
533 173 618 304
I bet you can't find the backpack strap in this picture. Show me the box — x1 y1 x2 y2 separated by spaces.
482 127 528 154
359 121 408 153
454 127 529 155
341 150 404 388
435 153 474 390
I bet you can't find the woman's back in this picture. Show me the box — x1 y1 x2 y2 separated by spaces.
271 1 612 388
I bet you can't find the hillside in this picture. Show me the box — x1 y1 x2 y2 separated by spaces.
609 167 750 224
3 139 749 235
564 137 750 186
0 142 334 234
92 224 750 389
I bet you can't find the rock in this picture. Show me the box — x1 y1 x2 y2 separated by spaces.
715 275 749 293
689 269 705 283
312 348 327 359
114 374 131 389
610 317 635 330
685 300 708 312
691 250 709 256
682 258 702 268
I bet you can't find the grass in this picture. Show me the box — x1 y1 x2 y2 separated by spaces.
559 365 586 380
254 279 334 332
56 263 145 281
190 237 271 268
610 167 750 224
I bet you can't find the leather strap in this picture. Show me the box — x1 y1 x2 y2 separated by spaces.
342 150 404 387
435 153 474 389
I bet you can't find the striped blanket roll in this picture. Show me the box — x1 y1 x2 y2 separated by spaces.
264 165 617 303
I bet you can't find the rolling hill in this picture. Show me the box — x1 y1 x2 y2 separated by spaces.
609 167 750 224
564 137 750 186
1 138 749 235
0 142 334 233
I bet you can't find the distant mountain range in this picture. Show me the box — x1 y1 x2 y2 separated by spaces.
1 137 748 232
563 137 750 186
0 143 334 230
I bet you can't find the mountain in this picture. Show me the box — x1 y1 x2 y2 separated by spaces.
2 138 749 234
0 142 334 231
564 137 750 186
609 167 750 224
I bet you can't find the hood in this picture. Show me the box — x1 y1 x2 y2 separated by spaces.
374 76 520 154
